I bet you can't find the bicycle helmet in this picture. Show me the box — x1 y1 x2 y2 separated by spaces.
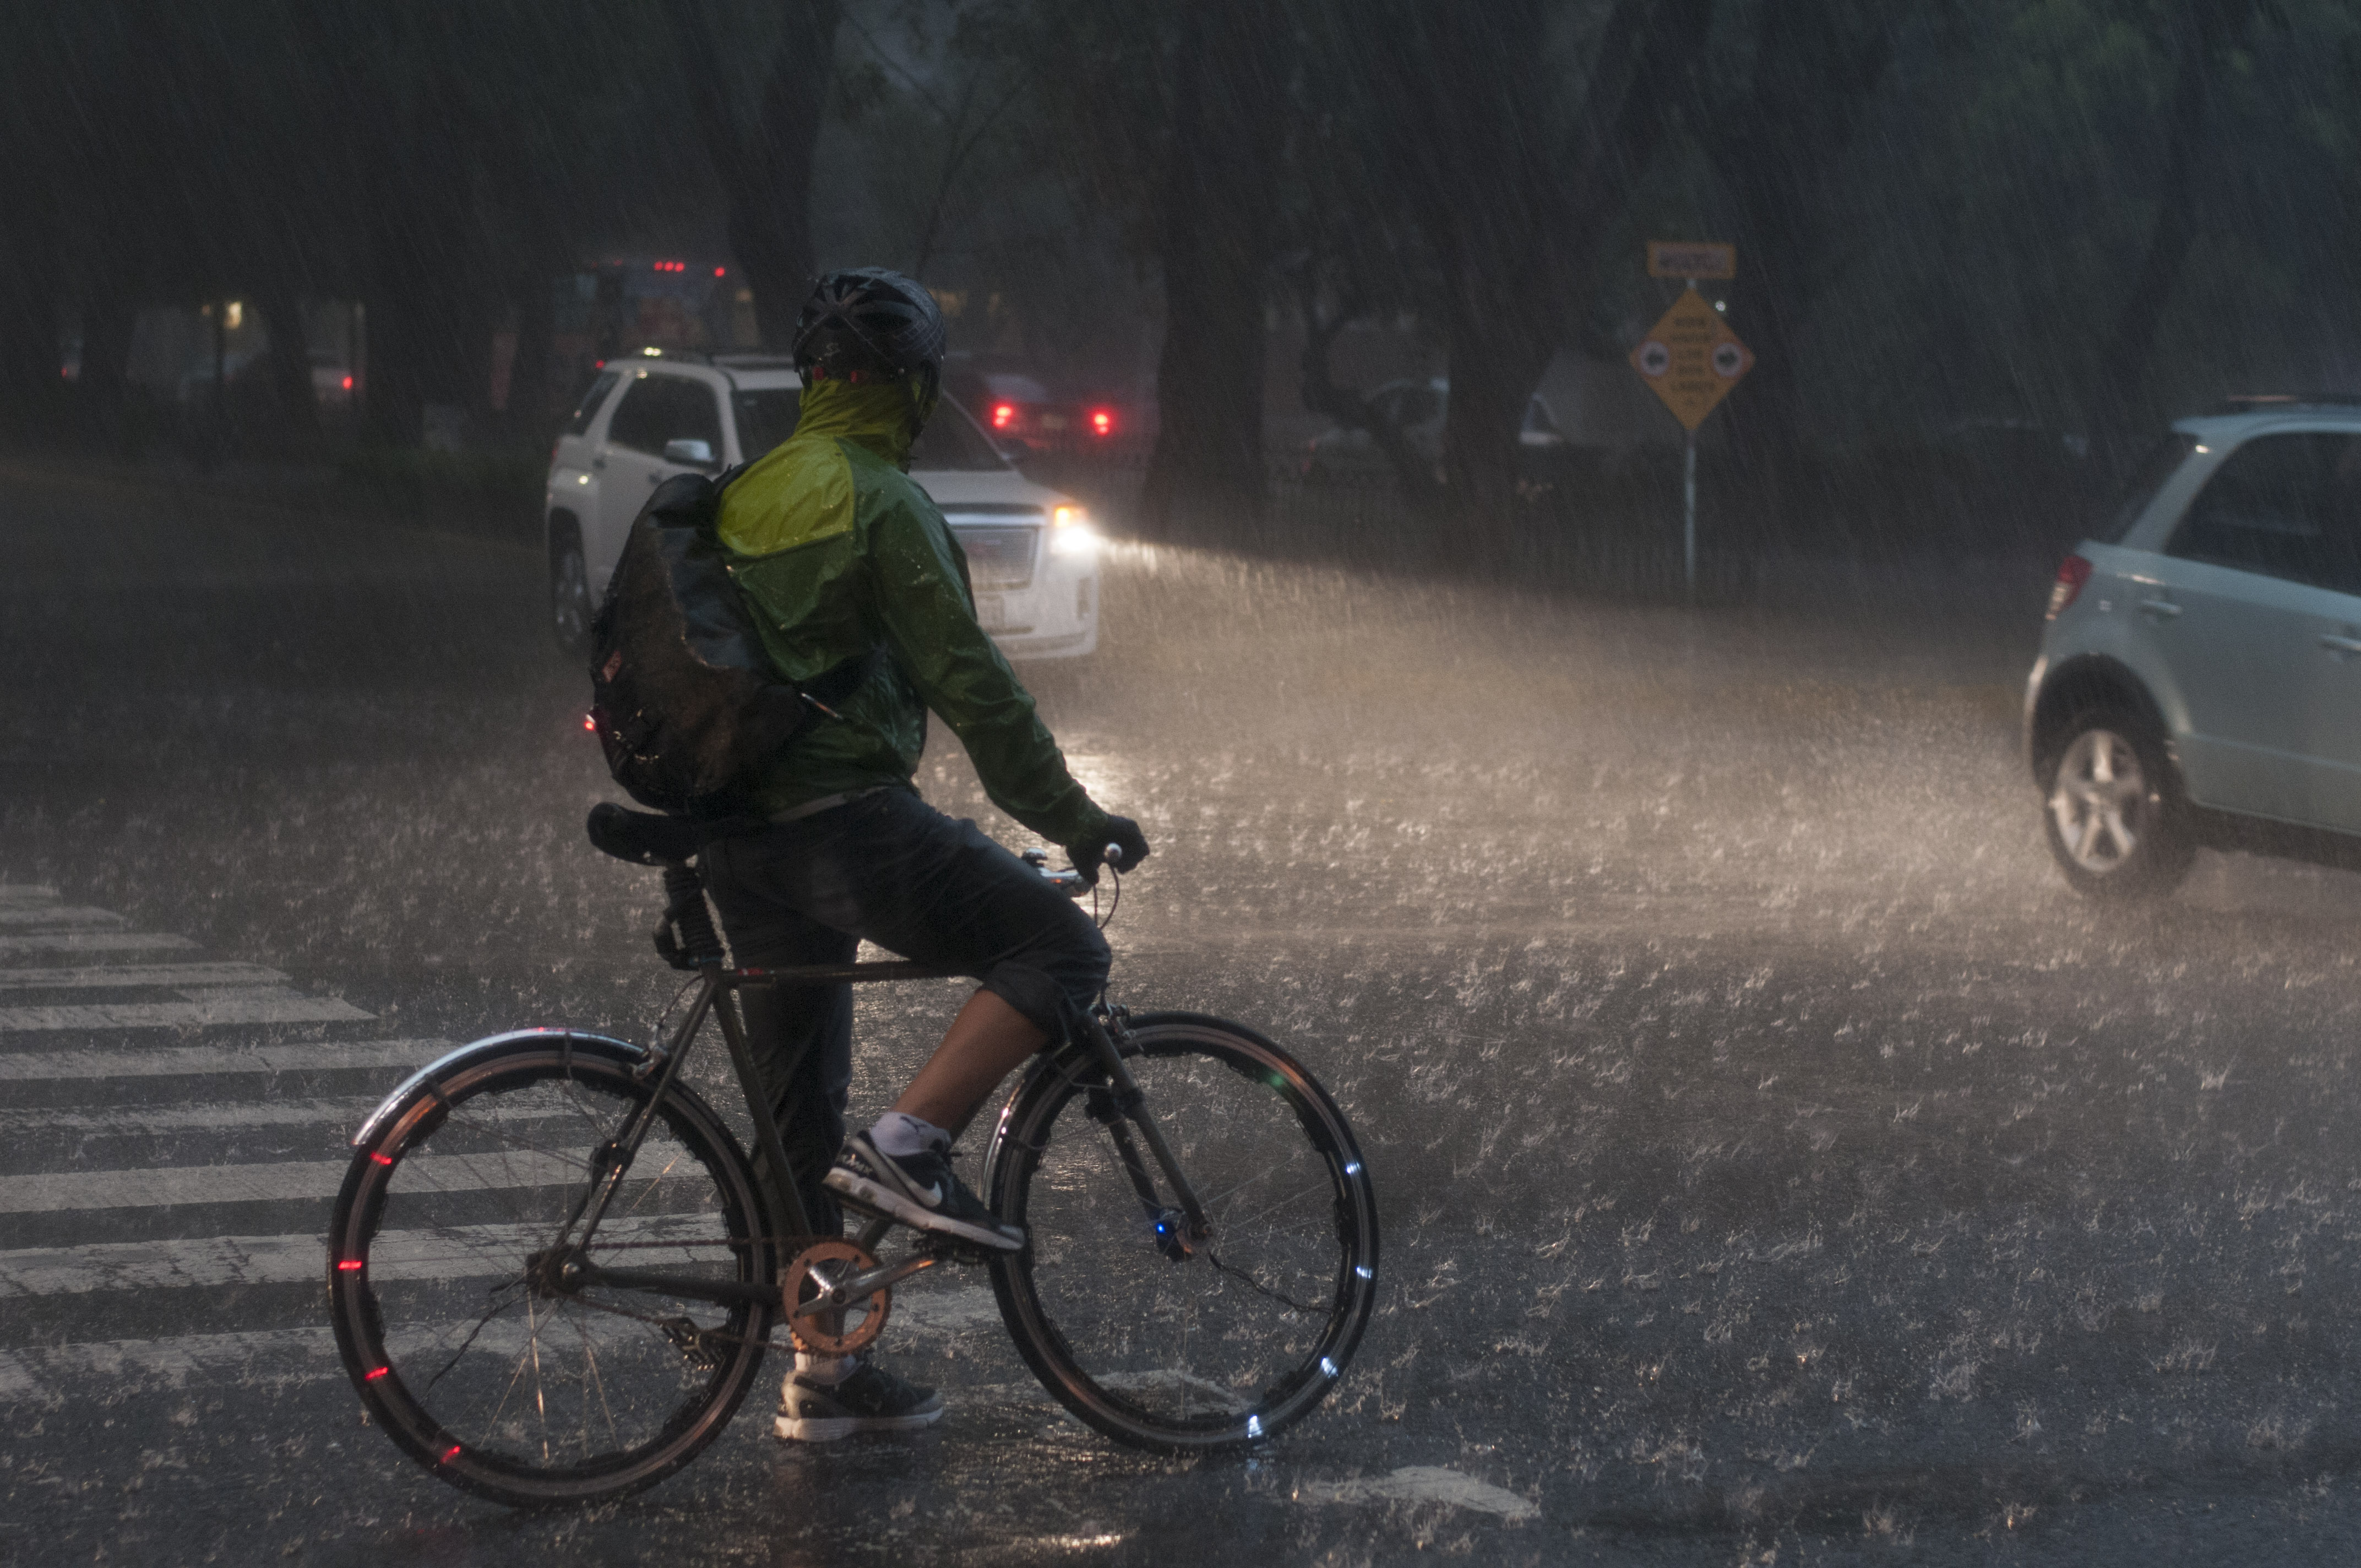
792 268 946 387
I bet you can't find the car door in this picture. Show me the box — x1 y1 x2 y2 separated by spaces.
2151 431 2346 823
2271 432 2361 831
594 371 725 583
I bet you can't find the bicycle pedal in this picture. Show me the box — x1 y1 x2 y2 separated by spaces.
659 1314 726 1370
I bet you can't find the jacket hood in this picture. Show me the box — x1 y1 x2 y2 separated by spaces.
795 374 938 469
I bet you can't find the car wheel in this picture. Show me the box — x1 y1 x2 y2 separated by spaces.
2040 709 2194 900
550 525 592 659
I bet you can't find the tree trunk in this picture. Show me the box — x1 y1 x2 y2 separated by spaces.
666 0 841 349
1142 0 1283 541
258 286 321 449
0 181 63 434
77 293 135 450
508 266 557 442
2100 20 2212 435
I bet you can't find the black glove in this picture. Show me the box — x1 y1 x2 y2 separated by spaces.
1070 815 1150 884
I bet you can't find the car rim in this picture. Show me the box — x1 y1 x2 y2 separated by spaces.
2050 728 2147 873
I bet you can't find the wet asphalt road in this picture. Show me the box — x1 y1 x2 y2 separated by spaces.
8 461 2361 1565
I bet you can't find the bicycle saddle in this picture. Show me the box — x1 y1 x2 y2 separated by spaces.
585 803 760 866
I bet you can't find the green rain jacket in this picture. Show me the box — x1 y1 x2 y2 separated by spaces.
717 375 1111 850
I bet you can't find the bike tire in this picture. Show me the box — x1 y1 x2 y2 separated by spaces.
328 1033 776 1509
984 1012 1379 1452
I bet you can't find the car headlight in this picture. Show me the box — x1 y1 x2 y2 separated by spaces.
1049 504 1097 557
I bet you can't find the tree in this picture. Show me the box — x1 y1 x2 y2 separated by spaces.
666 0 845 348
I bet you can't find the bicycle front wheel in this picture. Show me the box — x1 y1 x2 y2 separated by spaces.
328 1036 776 1508
986 1012 1379 1451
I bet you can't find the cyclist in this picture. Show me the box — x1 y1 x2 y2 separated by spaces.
701 268 1150 1441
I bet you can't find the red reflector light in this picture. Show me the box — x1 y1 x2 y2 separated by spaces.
371 1151 394 1166
1089 409 1114 436
365 1365 390 1380
338 1259 365 1272
583 713 596 733
2047 553 2093 619
991 403 1016 429
714 266 726 277
442 1444 463 1463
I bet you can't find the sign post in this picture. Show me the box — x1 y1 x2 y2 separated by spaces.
1629 244 1750 597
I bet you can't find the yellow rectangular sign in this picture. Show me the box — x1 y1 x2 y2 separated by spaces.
1646 241 1736 280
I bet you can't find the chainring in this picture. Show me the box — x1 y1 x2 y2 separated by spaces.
781 1239 891 1355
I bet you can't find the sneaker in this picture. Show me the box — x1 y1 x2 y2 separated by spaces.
823 1133 1025 1251
774 1359 944 1441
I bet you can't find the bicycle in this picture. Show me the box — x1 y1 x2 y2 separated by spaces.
327 803 1380 1509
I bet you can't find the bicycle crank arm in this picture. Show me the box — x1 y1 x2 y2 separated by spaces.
788 1253 938 1317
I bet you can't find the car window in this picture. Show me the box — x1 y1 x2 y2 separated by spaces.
1524 395 1560 437
2096 430 2195 543
909 400 1011 472
607 374 722 457
733 389 801 460
565 369 621 436
986 373 1051 403
2166 432 2361 594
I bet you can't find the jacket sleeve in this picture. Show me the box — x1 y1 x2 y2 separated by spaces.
864 488 1112 849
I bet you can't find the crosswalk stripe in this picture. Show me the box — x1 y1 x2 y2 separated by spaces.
0 989 373 1031
0 962 288 991
0 1326 347 1405
0 906 126 928
0 1148 590 1213
0 1036 447 1081
0 932 199 955
0 1215 726 1295
0 1096 384 1136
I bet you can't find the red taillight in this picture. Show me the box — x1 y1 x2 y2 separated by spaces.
1089 408 1114 437
2047 553 2092 619
991 403 1016 429
341 374 353 390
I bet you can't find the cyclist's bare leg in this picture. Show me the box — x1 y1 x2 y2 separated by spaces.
890 988 1045 1135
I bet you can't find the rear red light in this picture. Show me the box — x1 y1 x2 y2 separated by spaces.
1089 408 1114 437
991 403 1016 430
342 374 353 390
2047 553 2092 619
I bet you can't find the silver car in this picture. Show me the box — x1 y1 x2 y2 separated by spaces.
2025 401 2361 897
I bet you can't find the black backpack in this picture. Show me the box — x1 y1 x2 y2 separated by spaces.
586 470 874 819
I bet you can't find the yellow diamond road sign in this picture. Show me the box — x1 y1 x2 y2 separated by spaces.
1628 289 1752 432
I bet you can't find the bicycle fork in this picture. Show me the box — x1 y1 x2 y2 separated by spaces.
1079 1010 1213 1261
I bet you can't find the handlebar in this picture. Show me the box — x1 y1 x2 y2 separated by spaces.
1021 845 1128 899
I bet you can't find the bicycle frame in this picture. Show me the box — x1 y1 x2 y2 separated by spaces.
556 956 1214 1315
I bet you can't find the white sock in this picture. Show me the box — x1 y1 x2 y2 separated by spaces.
795 1351 856 1386
868 1110 949 1159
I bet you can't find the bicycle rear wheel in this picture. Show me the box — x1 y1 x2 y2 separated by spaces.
328 1036 775 1508
986 1012 1379 1451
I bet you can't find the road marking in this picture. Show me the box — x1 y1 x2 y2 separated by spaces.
0 962 288 991
0 1096 386 1136
0 988 373 1031
1293 1466 1540 1520
0 1037 447 1080
0 886 59 903
0 932 198 955
0 1148 593 1213
0 1214 722 1295
0 906 126 928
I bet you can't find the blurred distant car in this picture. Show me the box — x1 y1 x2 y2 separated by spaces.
943 363 1131 455
544 351 1100 661
1301 377 1564 481
2025 399 2361 899
311 356 358 406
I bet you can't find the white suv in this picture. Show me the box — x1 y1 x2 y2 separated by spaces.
2025 401 2361 897
545 352 1101 661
